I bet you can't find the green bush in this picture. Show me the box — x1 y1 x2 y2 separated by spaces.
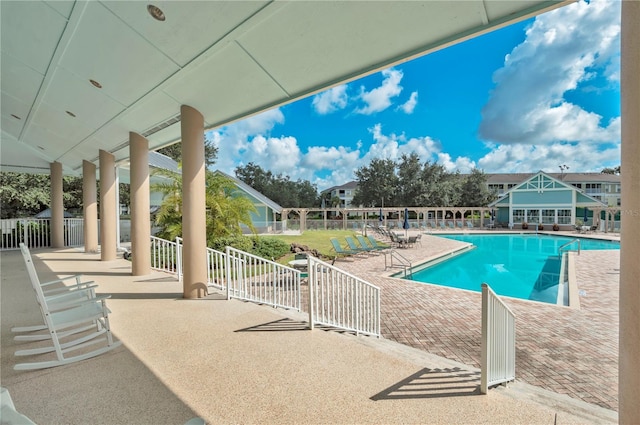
251 237 290 260
208 235 253 253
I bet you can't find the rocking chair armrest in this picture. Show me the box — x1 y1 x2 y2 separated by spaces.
42 281 96 295
39 274 86 287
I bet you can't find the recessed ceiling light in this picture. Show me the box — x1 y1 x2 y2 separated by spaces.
89 79 102 88
66 111 76 117
147 4 165 21
11 114 21 120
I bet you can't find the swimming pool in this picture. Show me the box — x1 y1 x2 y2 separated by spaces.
406 234 620 305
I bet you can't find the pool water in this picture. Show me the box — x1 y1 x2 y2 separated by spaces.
407 234 619 305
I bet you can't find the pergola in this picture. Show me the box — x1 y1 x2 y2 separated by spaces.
1 2 637 419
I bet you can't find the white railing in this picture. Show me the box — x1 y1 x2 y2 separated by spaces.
307 256 380 337
150 236 180 274
481 283 516 393
206 246 227 290
64 218 84 247
225 246 301 311
1 218 51 250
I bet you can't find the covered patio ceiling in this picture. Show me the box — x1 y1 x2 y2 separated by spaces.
1 0 571 176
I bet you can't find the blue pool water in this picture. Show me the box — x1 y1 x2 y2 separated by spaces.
408 234 619 304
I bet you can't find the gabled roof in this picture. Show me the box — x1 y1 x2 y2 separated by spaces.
322 181 358 194
214 170 283 214
489 171 606 207
486 172 620 184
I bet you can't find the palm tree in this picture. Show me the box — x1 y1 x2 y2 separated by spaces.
151 168 256 243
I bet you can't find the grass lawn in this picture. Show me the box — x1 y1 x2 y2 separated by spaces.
262 230 364 264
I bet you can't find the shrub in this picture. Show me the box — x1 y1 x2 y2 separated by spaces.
208 235 253 253
251 237 290 260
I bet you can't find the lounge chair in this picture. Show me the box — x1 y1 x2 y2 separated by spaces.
330 238 360 256
14 243 121 370
447 221 455 229
366 235 390 251
466 221 474 229
345 236 373 255
356 235 385 253
456 221 464 228
439 221 446 230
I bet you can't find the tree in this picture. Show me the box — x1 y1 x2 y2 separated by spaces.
459 169 495 207
601 166 620 175
351 158 398 207
151 168 256 243
234 163 319 208
156 137 218 168
396 153 425 206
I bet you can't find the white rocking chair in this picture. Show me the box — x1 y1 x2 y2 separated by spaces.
13 243 121 370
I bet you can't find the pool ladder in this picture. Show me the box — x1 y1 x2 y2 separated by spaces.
558 238 581 256
384 249 413 278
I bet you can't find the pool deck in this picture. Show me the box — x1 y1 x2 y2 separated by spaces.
337 230 620 411
0 230 619 424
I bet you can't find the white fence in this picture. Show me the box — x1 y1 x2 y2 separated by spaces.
1 218 85 250
307 256 380 337
206 246 227 290
150 236 181 274
225 246 302 311
480 283 516 393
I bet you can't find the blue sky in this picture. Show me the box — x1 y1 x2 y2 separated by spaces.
207 0 621 191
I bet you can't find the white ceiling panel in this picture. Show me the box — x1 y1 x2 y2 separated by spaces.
1 112 26 141
21 123 75 161
44 0 74 19
118 91 182 137
163 42 288 125
0 1 68 75
0 94 30 132
0 132 52 173
58 1 181 107
0 53 44 108
37 67 125 134
0 0 572 175
101 0 270 68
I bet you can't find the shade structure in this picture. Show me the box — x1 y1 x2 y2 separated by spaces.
403 208 410 237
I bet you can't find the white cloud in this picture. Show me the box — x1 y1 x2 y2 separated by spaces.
355 68 404 115
311 85 349 114
479 0 621 145
477 141 621 173
398 91 418 114
437 153 476 173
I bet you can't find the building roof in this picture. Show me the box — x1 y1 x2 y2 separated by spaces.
214 170 283 214
489 171 607 208
486 172 620 184
322 181 359 194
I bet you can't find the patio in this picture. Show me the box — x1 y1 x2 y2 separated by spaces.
0 239 617 424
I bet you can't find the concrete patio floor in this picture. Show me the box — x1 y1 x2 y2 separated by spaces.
0 236 618 424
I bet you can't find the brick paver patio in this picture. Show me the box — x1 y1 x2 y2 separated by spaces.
334 232 619 412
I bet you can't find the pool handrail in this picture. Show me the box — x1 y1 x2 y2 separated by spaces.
558 238 581 255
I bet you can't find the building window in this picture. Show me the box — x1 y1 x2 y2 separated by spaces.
557 209 572 224
526 209 540 224
542 209 555 224
512 209 525 223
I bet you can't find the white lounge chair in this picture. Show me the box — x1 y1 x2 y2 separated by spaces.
14 243 121 370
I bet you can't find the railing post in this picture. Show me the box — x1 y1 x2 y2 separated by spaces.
308 258 315 330
176 236 183 281
481 283 490 394
225 246 232 300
